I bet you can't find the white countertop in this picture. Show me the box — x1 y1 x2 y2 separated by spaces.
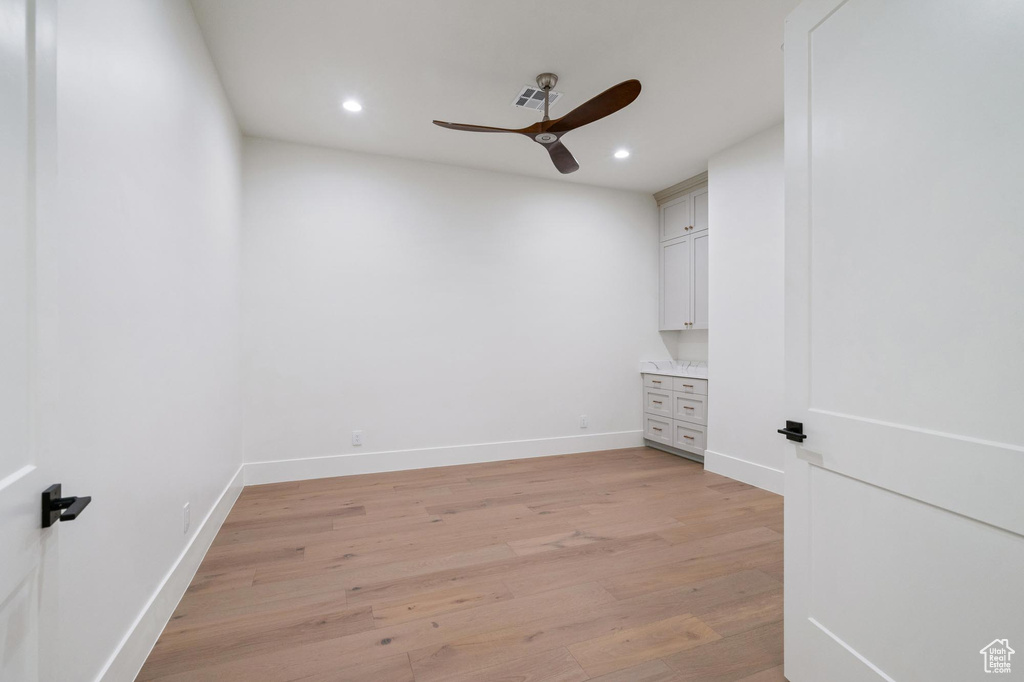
639 360 708 379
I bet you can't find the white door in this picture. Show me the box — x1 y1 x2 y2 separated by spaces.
783 1 1024 681
0 1 60 680
660 236 691 330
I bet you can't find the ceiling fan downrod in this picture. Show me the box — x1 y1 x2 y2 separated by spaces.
534 73 559 143
536 72 558 122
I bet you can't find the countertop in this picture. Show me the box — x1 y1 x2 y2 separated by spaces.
639 360 708 379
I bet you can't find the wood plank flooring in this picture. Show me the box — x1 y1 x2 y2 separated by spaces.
138 447 785 681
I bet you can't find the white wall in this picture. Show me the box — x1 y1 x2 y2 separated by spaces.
704 124 785 493
241 138 667 480
47 1 242 679
674 329 709 362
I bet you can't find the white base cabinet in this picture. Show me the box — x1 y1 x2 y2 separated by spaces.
642 373 707 460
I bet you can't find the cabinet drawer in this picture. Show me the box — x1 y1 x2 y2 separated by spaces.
643 374 672 389
672 421 706 454
672 392 707 425
644 414 673 446
673 377 708 395
644 388 672 418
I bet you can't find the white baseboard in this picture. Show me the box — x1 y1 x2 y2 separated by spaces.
244 430 645 486
96 465 245 682
703 449 784 495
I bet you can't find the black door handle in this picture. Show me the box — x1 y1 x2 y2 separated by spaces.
42 484 92 528
60 496 92 521
777 420 807 442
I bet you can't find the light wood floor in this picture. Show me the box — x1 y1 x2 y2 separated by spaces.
138 447 785 681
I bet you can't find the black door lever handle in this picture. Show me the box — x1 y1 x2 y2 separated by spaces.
58 496 92 521
777 420 807 442
42 484 92 527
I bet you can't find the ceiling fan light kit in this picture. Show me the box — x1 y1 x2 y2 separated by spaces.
433 73 641 175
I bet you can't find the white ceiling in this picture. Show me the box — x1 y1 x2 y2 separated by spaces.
190 0 800 194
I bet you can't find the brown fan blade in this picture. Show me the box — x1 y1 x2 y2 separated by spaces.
546 79 641 134
432 120 524 134
544 139 579 174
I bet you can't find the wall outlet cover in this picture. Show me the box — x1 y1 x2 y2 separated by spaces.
579 415 589 429
352 430 364 446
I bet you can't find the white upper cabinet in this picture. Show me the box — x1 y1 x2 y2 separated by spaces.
691 231 709 329
660 186 708 242
657 181 708 331
660 194 691 241
660 236 691 331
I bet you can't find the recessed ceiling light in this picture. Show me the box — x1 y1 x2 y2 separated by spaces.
614 149 630 159
342 99 362 113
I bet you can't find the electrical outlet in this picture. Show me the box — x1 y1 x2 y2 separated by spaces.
183 502 190 534
352 430 364 446
579 415 589 429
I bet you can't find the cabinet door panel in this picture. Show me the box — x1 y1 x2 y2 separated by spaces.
644 388 672 418
660 237 691 330
692 231 709 329
673 392 707 425
660 195 691 241
643 374 671 390
672 421 706 454
691 188 709 233
644 415 673 446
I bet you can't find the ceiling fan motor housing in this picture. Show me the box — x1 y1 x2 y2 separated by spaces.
535 132 558 143
536 73 558 90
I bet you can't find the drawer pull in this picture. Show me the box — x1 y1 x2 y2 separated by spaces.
682 384 693 388
652 427 663 432
683 435 695 440
683 406 694 410
652 380 662 384
652 400 663 405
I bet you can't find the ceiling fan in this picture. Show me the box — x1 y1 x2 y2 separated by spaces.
433 73 641 175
